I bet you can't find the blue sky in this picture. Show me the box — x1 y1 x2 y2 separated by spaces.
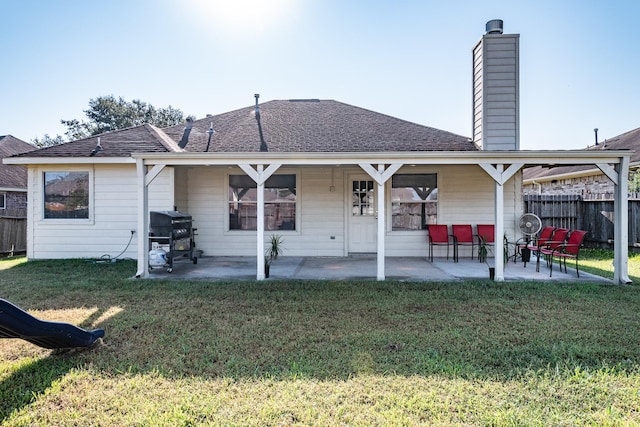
1 0 638 150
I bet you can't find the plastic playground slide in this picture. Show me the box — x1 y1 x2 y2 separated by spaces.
0 298 104 349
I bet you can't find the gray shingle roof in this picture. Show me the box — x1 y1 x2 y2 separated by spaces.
10 124 181 158
523 126 640 180
0 135 36 188
164 99 474 153
9 99 474 159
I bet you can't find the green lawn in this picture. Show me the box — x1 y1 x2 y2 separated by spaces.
580 248 640 283
1 255 639 426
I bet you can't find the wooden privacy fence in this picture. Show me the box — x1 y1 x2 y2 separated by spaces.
0 216 26 255
523 195 640 249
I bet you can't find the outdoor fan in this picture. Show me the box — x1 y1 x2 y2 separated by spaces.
517 213 542 264
519 213 542 237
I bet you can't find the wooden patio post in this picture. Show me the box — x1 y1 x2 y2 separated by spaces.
256 165 265 280
377 164 385 281
238 163 281 281
135 158 150 278
494 164 505 281
613 156 631 284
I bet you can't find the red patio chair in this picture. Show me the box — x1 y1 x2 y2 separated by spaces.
546 229 588 277
475 224 495 263
521 225 555 268
452 224 475 262
537 228 569 273
428 224 451 262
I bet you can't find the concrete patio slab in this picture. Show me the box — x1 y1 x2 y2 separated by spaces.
146 254 610 283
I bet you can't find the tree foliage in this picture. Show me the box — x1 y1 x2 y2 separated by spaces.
629 169 640 193
31 95 185 146
32 134 65 148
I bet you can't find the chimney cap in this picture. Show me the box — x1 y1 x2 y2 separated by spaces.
486 19 504 34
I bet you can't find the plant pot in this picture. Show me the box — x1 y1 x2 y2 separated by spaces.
488 267 495 280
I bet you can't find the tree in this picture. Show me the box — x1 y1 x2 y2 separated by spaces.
32 134 65 148
629 169 640 194
31 95 185 145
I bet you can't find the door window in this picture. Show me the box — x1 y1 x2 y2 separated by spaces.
352 180 375 216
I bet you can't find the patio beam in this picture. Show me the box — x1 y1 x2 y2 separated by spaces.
131 150 630 167
478 163 524 185
144 164 166 186
596 163 618 183
238 163 282 186
358 163 403 186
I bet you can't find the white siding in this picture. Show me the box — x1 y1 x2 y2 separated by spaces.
184 167 232 255
174 167 189 212
385 165 518 257
29 164 173 259
295 167 346 255
184 165 518 258
27 163 522 260
185 166 347 257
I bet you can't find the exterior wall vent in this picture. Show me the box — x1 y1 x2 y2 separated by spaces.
485 19 504 34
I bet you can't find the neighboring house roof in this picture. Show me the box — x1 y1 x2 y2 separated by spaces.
9 99 475 160
0 135 35 188
523 127 640 182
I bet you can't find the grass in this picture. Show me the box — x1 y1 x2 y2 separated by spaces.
580 248 640 283
0 255 639 425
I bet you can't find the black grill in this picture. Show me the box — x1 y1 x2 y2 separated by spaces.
149 211 197 272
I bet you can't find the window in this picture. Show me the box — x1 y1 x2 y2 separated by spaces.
391 174 437 230
0 193 5 210
352 180 375 216
229 174 296 231
44 172 89 219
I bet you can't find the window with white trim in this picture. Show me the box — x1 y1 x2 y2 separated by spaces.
44 172 90 219
228 174 296 231
0 192 5 210
391 173 437 230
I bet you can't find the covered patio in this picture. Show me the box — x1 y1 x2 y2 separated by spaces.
146 254 610 283
136 150 632 284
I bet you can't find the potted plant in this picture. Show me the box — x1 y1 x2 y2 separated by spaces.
478 236 494 280
264 234 284 278
503 233 511 264
478 235 489 263
478 234 512 280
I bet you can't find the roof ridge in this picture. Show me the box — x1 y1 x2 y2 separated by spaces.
144 124 183 152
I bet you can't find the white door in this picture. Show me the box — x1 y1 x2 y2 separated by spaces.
349 177 377 253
